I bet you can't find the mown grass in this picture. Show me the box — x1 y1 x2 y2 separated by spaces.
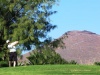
0 64 100 75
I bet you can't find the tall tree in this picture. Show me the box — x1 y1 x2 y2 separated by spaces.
0 0 59 48
0 0 59 66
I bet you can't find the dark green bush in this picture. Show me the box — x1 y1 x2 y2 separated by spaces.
27 48 68 65
69 60 77 64
0 51 9 67
94 62 100 65
0 61 8 67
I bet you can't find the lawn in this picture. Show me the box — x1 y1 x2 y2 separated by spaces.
0 64 100 75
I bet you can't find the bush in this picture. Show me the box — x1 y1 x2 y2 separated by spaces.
0 61 8 67
69 60 77 64
94 62 100 65
27 48 68 65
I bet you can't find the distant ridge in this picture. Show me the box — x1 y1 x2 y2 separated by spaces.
55 30 100 64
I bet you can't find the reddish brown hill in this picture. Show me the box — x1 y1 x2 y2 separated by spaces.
19 30 100 65
55 30 100 64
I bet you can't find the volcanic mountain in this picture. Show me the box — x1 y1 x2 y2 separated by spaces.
55 30 100 64
19 30 100 65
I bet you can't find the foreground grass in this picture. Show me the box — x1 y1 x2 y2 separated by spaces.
0 64 100 75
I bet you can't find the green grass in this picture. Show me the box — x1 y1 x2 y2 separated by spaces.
0 64 100 75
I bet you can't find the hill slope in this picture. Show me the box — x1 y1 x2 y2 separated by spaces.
20 30 100 65
55 30 100 64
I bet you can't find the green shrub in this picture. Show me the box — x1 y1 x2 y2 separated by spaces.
27 48 68 65
0 61 8 67
69 60 77 64
94 62 100 65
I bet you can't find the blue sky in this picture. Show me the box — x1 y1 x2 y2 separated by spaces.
23 0 100 54
48 0 100 39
